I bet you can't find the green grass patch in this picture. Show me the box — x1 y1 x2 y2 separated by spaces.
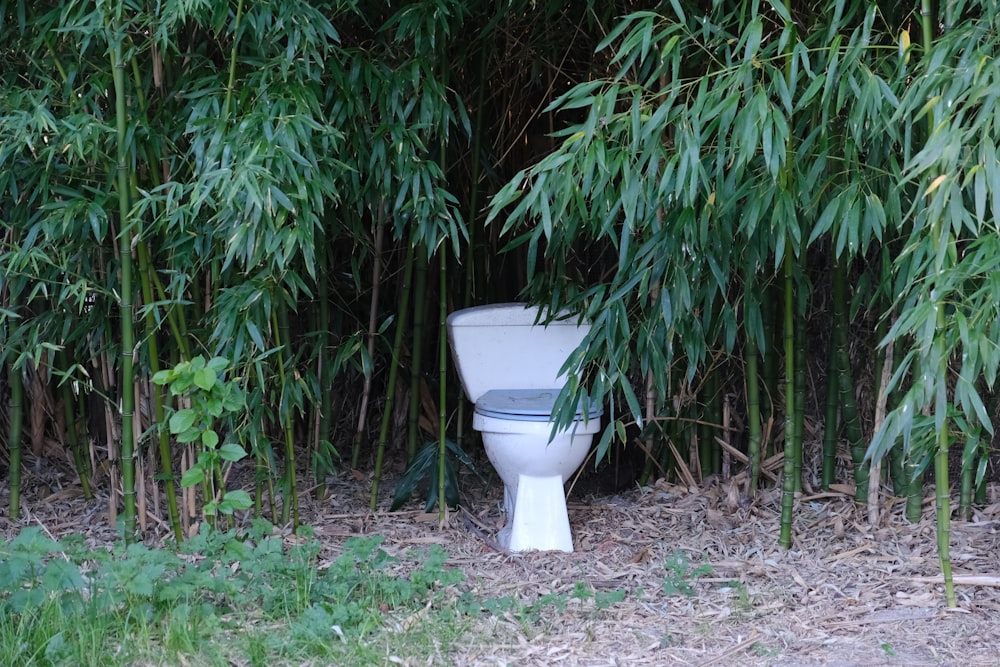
1 522 644 665
0 521 466 666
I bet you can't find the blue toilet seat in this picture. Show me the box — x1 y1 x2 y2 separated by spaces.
475 389 603 422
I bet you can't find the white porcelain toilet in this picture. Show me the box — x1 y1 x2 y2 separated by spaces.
446 303 602 552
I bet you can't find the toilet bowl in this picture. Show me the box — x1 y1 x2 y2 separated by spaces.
446 304 602 553
474 390 601 552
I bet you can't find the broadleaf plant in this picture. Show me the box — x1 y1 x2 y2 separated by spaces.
153 356 251 523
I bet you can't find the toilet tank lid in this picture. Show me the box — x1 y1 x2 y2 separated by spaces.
447 303 581 327
477 389 603 420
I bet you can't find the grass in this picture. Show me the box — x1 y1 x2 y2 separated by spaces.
2 522 683 666
0 522 469 666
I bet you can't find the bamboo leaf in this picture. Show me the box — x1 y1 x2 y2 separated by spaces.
925 173 948 196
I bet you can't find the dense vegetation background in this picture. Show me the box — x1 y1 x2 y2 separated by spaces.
3 0 1000 604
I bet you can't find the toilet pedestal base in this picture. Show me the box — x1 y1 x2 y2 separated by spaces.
499 474 574 552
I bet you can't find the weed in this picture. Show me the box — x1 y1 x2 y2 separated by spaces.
152 355 252 522
0 523 466 666
662 550 712 597
751 641 781 657
721 580 753 614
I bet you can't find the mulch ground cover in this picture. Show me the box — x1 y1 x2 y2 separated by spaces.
3 453 1000 666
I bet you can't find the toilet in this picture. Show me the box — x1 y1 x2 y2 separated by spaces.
446 303 602 552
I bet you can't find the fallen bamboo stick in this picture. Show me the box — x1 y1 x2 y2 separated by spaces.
910 575 1000 587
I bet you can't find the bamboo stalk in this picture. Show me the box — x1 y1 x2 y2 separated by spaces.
110 14 137 539
745 346 762 492
778 248 797 549
27 361 46 458
821 324 839 491
370 239 416 510
314 240 332 497
868 340 893 526
137 241 183 541
832 261 867 502
408 251 429 462
352 214 386 468
792 299 806 494
273 304 299 529
456 47 488 455
437 248 448 526
223 0 246 121
919 0 956 608
900 340 923 522
761 285 780 458
778 0 801 548
57 352 93 499
6 301 24 520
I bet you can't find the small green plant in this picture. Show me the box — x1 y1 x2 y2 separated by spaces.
391 439 486 511
752 642 780 657
662 550 712 597
0 524 467 666
152 355 252 520
595 588 627 610
880 642 897 657
723 580 753 614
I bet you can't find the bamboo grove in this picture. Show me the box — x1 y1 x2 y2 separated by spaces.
2 1 999 603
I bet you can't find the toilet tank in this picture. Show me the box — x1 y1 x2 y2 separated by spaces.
446 303 590 404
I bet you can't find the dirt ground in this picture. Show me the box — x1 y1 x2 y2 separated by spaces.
3 457 1000 667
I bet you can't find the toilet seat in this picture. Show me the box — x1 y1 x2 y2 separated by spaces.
475 389 602 422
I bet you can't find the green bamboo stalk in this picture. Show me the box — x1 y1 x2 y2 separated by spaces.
6 285 23 519
273 303 299 529
455 45 489 455
408 250 428 462
958 450 973 521
137 241 183 541
793 304 806 493
918 0 955 605
314 240 333 498
7 369 23 520
777 0 799 549
223 0 246 121
821 321 839 491
887 393 907 497
352 215 385 468
122 42 185 539
437 248 448 522
110 14 137 540
761 285 780 455
370 239 416 510
902 420 924 520
933 407 956 606
832 261 867 502
57 351 93 500
746 346 763 492
778 249 797 549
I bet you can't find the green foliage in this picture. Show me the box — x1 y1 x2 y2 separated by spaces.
456 580 628 625
0 523 466 666
153 355 252 517
0 0 471 522
485 0 1000 523
390 439 485 511
661 550 712 597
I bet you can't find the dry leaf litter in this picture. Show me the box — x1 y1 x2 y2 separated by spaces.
3 458 1000 667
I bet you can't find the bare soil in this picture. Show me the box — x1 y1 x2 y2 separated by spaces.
3 457 1000 667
